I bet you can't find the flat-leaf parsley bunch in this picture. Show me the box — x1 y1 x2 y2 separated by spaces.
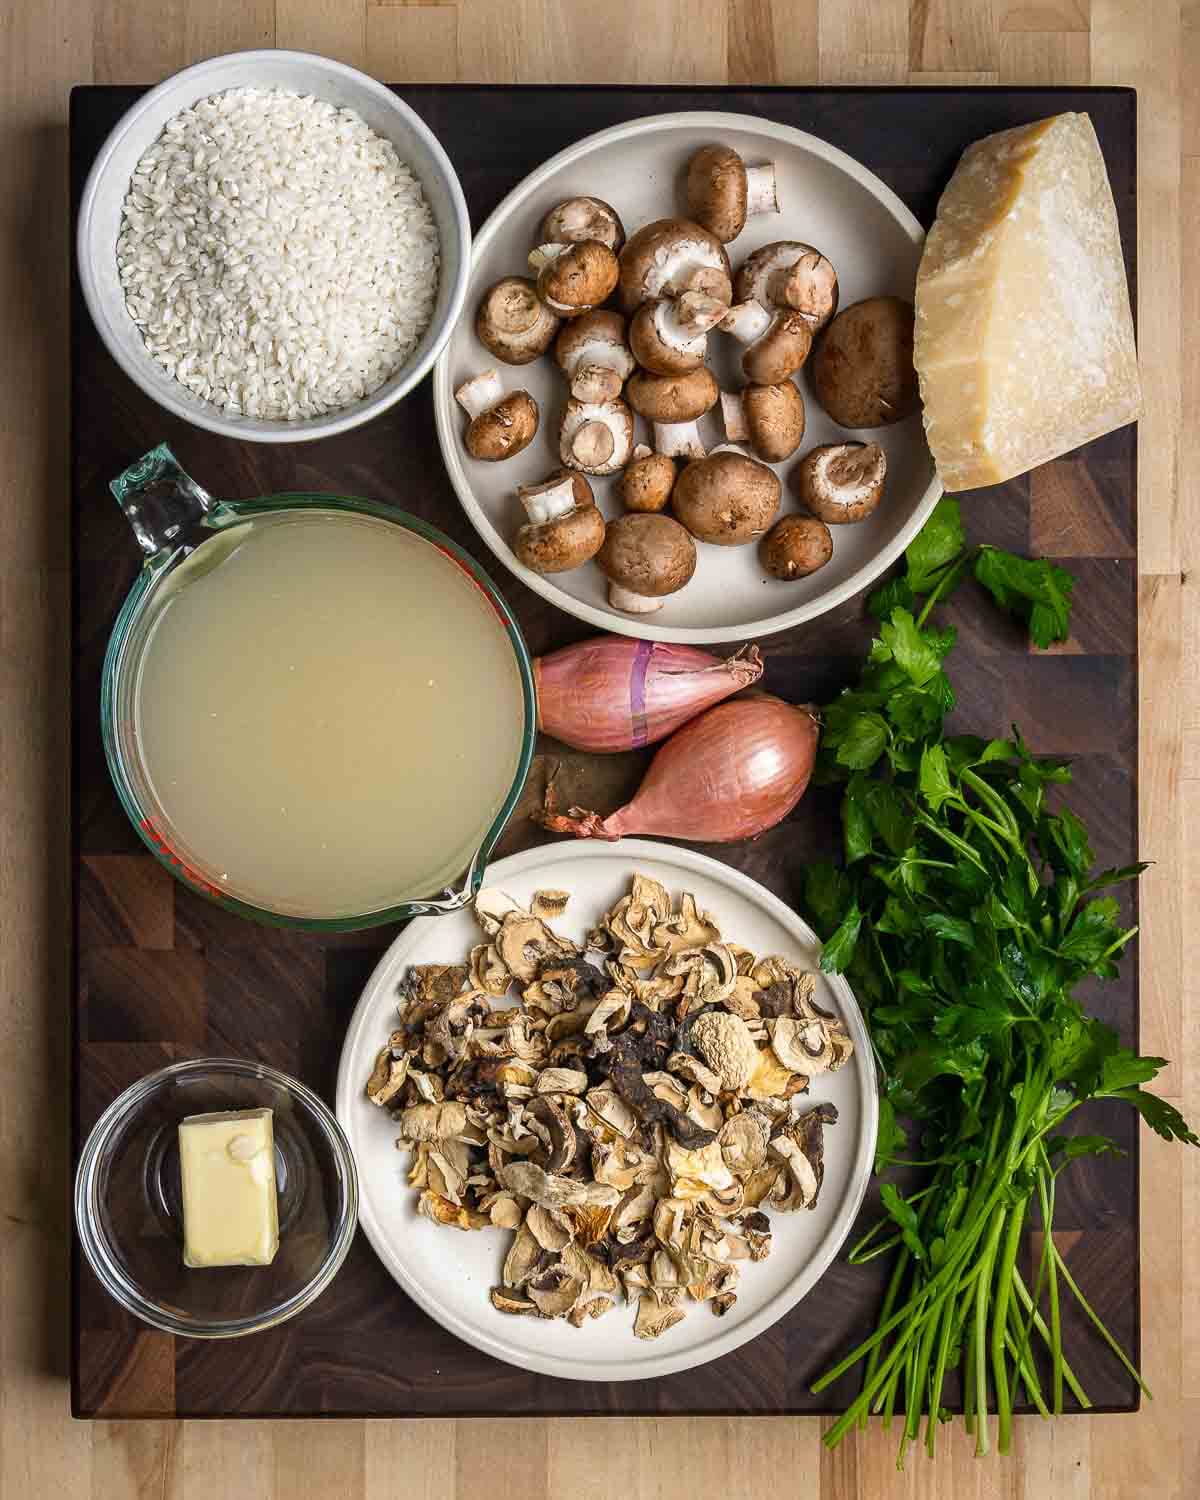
804 500 1195 1463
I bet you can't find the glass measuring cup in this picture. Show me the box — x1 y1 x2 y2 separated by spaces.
103 444 536 930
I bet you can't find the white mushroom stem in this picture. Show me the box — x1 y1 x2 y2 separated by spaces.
572 422 616 469
517 476 578 525
608 582 664 614
720 300 773 345
560 400 633 474
720 391 749 443
560 336 634 402
653 420 706 459
454 369 504 419
745 162 780 216
645 241 731 303
708 443 750 457
632 443 654 462
528 242 568 273
670 291 729 338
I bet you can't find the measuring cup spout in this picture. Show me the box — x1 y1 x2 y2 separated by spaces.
109 443 216 563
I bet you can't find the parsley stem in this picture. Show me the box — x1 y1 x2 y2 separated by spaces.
1050 1240 1152 1399
1010 1270 1091 1408
991 1195 1027 1453
972 1204 1007 1455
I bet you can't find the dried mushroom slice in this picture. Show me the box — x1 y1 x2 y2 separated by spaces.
688 1010 760 1090
532 888 571 919
634 1289 686 1340
528 1265 587 1317
535 1066 589 1095
417 1191 490 1231
366 1045 411 1107
474 887 527 937
397 1101 473 1143
470 943 512 998
491 1287 542 1317
770 1015 836 1074
499 1159 620 1209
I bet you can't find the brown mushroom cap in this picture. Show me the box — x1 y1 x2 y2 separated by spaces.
742 310 813 385
596 513 697 598
794 442 887 523
734 242 839 329
515 502 606 575
760 514 834 579
743 381 806 463
535 240 620 317
617 218 733 315
475 276 561 365
626 365 719 424
672 451 782 546
620 450 677 513
686 146 749 244
812 297 919 428
540 196 626 254
466 391 539 461
629 298 709 376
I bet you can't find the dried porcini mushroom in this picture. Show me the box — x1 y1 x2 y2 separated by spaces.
364 874 853 1339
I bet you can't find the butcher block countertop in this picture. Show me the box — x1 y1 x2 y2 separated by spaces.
1 2 1196 1497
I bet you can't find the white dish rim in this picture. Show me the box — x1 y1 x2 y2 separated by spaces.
77 49 473 446
335 838 878 1382
432 109 942 643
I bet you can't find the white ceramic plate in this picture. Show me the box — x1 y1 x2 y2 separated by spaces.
335 840 877 1382
433 111 941 643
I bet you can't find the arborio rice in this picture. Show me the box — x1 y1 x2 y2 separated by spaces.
117 88 440 421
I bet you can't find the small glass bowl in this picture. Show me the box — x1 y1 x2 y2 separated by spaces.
75 1058 358 1338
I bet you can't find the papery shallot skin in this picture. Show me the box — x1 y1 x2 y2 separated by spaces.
541 695 819 844
534 636 763 753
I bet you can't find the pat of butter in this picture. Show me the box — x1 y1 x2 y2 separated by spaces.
178 1108 279 1268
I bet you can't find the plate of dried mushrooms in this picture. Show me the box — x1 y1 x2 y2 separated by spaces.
336 840 877 1380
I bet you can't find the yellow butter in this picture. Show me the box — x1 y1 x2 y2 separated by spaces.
178 1107 279 1268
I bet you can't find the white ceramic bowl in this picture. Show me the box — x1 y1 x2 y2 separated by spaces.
336 841 877 1382
78 51 471 444
434 111 942 643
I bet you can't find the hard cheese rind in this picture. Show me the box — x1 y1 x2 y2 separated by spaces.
914 112 1140 493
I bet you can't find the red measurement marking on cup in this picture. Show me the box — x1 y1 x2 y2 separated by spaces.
139 818 221 900
429 540 510 628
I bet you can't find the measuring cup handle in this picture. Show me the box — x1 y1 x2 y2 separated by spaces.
109 443 215 560
397 840 493 917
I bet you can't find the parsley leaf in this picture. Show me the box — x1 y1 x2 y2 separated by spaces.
879 1182 927 1260
974 547 1075 648
905 497 967 594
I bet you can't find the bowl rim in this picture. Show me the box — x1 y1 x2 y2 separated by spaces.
74 1056 360 1339
77 49 472 445
433 108 943 644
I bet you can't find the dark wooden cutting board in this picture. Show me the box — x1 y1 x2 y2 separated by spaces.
70 84 1138 1418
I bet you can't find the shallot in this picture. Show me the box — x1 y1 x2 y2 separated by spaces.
540 695 819 844
534 636 763 753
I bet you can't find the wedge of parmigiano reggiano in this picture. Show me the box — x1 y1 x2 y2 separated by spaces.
914 112 1139 493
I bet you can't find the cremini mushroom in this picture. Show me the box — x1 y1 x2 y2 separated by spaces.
794 441 887 523
811 296 919 428
620 445 677 513
558 395 635 475
528 239 620 317
539 195 626 253
760 513 834 580
596 513 697 614
455 370 539 461
553 310 636 402
513 470 606 574
617 217 733 314
671 448 782 546
625 365 719 460
628 291 729 375
721 380 806 462
686 145 780 243
734 241 839 330
720 302 813 385
475 275 561 365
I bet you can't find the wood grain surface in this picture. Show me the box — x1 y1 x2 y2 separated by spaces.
1 2 1196 1497
68 79 1141 1424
